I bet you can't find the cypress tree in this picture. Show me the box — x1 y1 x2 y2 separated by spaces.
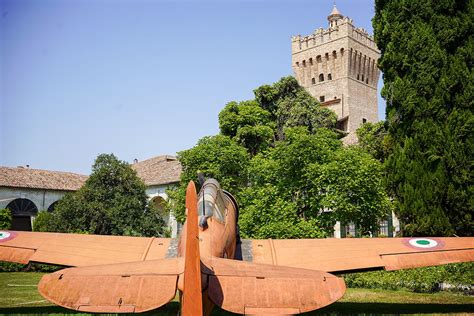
373 0 473 236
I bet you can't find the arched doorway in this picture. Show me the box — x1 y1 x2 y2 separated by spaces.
150 196 169 225
6 198 38 231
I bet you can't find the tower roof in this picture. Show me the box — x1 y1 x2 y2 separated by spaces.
328 4 343 21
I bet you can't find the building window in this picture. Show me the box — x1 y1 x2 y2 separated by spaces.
311 78 316 84
319 73 324 82
302 60 306 67
362 75 365 81
332 50 337 58
316 55 322 62
325 52 329 59
366 78 369 84
328 73 332 80
357 74 360 80
345 223 356 238
362 118 367 123
319 96 325 102
296 62 300 67
309 58 313 65
340 48 344 55
379 220 389 236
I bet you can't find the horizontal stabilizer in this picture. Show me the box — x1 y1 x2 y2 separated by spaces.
203 258 345 314
39 258 183 313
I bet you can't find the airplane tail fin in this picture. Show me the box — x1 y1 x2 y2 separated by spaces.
181 181 203 316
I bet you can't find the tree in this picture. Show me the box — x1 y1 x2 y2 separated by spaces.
44 154 166 237
169 135 250 222
373 0 473 236
356 121 392 162
0 208 12 230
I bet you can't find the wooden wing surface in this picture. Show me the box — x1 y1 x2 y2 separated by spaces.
0 230 175 267
243 237 474 273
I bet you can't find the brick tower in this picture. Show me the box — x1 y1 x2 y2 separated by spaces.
291 5 380 135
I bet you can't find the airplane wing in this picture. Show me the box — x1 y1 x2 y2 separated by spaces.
0 230 177 267
240 237 474 273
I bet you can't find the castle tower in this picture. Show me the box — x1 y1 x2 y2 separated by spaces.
291 5 380 134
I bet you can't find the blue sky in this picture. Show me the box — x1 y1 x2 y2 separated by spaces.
0 0 384 174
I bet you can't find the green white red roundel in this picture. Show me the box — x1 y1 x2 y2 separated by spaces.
0 231 16 242
407 238 439 249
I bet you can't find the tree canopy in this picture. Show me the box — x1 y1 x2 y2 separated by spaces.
36 154 166 237
171 77 392 238
373 0 473 236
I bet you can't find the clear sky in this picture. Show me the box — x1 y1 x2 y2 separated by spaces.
0 0 384 175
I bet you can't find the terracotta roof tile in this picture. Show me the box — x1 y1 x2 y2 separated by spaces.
131 155 182 186
0 167 88 191
0 155 182 191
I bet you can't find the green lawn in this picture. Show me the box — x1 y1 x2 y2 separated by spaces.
1 272 473 315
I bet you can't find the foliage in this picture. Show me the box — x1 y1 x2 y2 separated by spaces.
356 121 392 162
169 135 250 222
32 210 53 232
41 154 166 237
344 262 474 294
173 77 392 239
373 0 473 236
309 147 393 235
0 208 12 230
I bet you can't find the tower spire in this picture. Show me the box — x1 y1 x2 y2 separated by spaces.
328 4 343 27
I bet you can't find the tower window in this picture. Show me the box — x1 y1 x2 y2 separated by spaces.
362 118 367 123
320 96 325 102
332 50 337 58
296 62 300 67
328 73 332 80
302 60 306 67
362 75 365 82
311 78 316 84
316 55 322 63
340 48 344 55
309 58 313 65
366 78 369 84
319 73 324 82
325 52 329 59
357 74 360 80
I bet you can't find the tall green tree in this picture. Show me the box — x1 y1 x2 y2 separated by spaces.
44 154 166 236
374 0 473 236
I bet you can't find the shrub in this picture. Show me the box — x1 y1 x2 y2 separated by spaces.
0 208 12 230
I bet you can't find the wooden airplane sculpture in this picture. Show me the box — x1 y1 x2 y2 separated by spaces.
0 179 473 315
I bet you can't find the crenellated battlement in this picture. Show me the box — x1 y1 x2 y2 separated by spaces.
291 17 378 52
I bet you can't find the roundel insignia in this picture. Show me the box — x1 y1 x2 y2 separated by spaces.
0 231 17 242
403 238 444 250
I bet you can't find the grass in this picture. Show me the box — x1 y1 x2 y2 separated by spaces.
0 272 473 315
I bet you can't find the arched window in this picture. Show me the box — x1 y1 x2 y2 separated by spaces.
316 55 322 63
366 78 369 84
362 75 365 81
319 73 324 82
311 78 316 84
47 201 58 212
302 60 306 67
340 48 344 55
328 73 332 80
6 198 38 231
309 58 313 65
357 74 360 80
325 52 329 59
296 62 300 67
332 50 337 58
150 196 169 225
